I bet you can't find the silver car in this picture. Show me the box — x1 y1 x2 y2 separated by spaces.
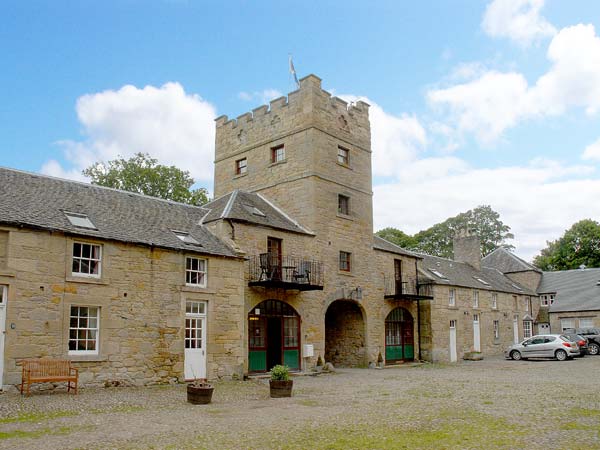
505 334 580 361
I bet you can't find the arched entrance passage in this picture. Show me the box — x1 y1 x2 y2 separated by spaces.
385 307 414 363
325 300 366 367
248 300 300 373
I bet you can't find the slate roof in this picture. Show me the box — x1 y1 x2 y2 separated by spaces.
418 253 536 295
538 268 600 312
201 190 313 235
0 167 238 258
372 235 420 258
482 247 541 274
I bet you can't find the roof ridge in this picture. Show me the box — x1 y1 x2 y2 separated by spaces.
221 190 239 219
0 166 209 210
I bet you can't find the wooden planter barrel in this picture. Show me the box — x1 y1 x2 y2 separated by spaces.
187 384 214 404
269 380 293 398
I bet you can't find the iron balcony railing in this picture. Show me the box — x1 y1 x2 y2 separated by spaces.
384 275 434 300
248 253 324 291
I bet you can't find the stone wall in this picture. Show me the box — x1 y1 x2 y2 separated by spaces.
426 284 539 362
505 270 542 293
0 226 245 388
549 311 600 333
324 300 366 367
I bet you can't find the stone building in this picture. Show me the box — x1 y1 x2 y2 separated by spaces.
418 233 539 363
205 74 433 373
483 248 600 334
0 168 246 388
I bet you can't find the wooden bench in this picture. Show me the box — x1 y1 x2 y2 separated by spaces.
20 359 78 395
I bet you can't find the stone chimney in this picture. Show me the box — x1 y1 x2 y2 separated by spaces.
453 229 481 271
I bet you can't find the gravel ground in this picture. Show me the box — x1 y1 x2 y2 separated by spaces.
1 356 599 449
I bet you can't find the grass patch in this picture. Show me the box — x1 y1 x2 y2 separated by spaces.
569 408 600 418
560 421 597 431
0 410 78 424
0 425 76 440
297 399 319 407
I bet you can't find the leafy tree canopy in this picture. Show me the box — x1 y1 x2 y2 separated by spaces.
375 205 514 258
83 153 209 206
533 219 600 270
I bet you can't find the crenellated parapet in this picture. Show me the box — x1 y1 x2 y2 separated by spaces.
215 74 371 159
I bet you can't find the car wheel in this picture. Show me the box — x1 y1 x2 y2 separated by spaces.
510 350 522 361
555 349 568 361
589 343 600 355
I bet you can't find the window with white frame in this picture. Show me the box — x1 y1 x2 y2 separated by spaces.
473 290 479 308
523 320 532 339
493 320 499 339
68 306 99 354
525 297 532 312
337 146 349 166
579 318 595 328
550 294 555 305
561 318 575 332
235 158 247 175
492 293 498 309
0 285 6 304
72 242 101 277
449 288 456 307
450 319 456 328
271 144 285 163
186 257 207 287
540 295 549 306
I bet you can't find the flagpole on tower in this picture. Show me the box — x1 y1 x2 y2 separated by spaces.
289 55 299 88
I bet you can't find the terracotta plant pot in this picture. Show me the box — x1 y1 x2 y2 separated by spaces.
187 383 214 404
269 379 293 398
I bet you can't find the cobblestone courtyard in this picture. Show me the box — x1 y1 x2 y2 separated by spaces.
1 356 599 449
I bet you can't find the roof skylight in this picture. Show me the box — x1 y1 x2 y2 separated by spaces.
428 268 447 279
243 204 266 217
473 277 490 286
64 212 96 230
173 230 202 247
511 283 523 292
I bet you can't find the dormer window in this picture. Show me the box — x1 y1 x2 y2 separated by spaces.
65 212 96 230
173 231 202 247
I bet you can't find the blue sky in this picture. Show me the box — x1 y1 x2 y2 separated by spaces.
2 1 600 260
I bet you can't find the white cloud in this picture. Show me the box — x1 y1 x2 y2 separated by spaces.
238 89 283 104
583 138 600 161
373 156 600 261
42 82 217 183
482 0 556 46
428 24 600 143
340 95 427 178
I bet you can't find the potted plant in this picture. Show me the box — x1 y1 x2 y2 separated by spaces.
269 365 293 398
315 355 324 372
377 352 384 368
187 378 214 405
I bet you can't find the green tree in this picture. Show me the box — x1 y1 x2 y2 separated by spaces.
83 153 209 206
533 219 600 270
414 205 514 258
375 227 418 248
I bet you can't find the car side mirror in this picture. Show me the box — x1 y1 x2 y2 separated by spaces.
523 343 528 347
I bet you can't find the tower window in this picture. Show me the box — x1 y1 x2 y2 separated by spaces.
339 251 351 272
338 146 349 166
338 194 350 215
271 145 285 163
235 158 247 175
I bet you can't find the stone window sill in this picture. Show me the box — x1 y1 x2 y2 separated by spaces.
337 162 353 170
338 270 354 277
336 213 354 221
0 269 15 277
268 160 287 168
65 276 109 286
181 285 216 294
68 355 108 363
233 172 248 179
447 306 459 310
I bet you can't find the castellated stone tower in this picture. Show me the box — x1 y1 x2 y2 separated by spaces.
213 74 373 279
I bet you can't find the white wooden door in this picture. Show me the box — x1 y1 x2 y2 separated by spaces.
184 300 207 381
513 315 519 344
473 314 481 352
0 286 7 388
449 320 457 362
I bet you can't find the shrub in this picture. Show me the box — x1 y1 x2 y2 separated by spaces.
270 365 290 381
